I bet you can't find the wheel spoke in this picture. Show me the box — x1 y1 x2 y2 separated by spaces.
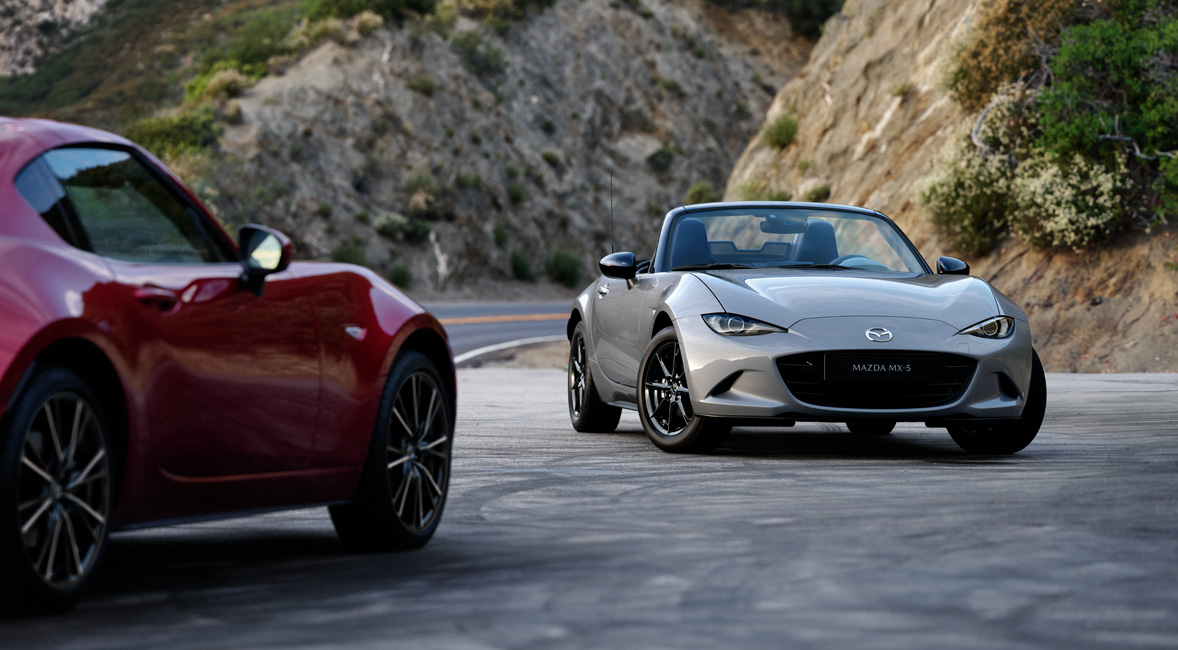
21 498 54 535
391 401 414 439
422 388 439 438
415 474 425 529
44 515 63 581
387 454 412 470
21 453 55 485
411 375 421 432
68 448 106 490
63 513 83 581
44 402 66 464
646 381 672 390
394 469 412 517
64 493 106 526
66 400 88 467
415 461 443 498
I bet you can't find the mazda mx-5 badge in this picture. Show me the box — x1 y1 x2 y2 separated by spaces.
865 327 893 342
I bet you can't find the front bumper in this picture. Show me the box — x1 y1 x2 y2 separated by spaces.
676 314 1033 422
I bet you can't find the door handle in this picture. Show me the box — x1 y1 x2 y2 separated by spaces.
596 285 609 297
134 287 179 312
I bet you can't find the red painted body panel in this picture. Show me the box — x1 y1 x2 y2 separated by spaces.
0 117 453 529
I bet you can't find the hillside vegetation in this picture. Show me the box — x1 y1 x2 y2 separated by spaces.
727 0 1178 371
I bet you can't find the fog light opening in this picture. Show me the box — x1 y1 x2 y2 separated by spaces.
997 372 1021 399
708 371 743 397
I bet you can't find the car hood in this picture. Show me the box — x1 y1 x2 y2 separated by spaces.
691 269 1002 330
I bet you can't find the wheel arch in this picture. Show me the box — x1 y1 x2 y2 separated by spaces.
35 339 129 485
651 311 674 338
567 308 583 341
397 325 457 422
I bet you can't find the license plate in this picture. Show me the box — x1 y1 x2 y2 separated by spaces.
824 353 937 383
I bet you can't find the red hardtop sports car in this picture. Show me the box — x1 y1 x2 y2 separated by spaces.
0 117 455 612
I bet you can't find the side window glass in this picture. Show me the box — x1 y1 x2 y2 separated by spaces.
41 148 229 264
14 158 85 248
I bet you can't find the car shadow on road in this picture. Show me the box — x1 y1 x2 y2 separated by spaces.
717 426 1015 462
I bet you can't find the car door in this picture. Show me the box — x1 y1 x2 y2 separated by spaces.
40 146 322 477
590 272 655 388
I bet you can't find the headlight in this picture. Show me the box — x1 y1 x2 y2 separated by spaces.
702 313 787 336
959 316 1015 339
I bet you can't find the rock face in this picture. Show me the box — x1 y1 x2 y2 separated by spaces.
726 0 1178 372
218 0 806 293
0 0 107 76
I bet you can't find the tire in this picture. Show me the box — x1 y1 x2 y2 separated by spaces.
0 366 113 614
638 328 730 453
330 350 453 551
846 420 895 435
568 322 622 433
948 350 1047 454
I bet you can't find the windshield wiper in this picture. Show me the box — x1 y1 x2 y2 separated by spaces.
673 263 758 271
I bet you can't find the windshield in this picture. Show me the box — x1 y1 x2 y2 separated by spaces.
667 207 925 273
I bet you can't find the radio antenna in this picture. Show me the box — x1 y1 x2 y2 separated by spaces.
610 170 615 254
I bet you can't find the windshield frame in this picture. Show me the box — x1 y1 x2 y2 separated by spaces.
650 202 931 275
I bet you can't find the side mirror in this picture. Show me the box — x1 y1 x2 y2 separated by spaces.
936 256 970 276
599 252 637 280
238 224 293 296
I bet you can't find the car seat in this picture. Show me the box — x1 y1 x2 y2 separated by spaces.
670 217 713 269
792 219 838 264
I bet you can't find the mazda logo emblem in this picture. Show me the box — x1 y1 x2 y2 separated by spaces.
865 327 892 342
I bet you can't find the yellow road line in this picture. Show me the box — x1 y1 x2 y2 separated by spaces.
439 313 567 325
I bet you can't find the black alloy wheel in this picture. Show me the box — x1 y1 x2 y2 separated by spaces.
331 350 452 549
568 322 621 433
638 328 729 453
1 366 112 613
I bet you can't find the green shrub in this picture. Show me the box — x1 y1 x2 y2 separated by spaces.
407 75 438 96
374 212 431 244
805 184 831 202
511 251 536 281
646 147 675 172
507 184 525 204
307 0 437 21
493 226 508 247
739 179 792 201
1035 6 1178 161
123 107 218 158
355 211 371 224
452 31 507 77
762 111 798 149
317 202 334 218
506 164 520 178
541 150 562 169
387 262 413 287
457 172 481 189
685 181 720 204
546 249 583 288
331 242 368 266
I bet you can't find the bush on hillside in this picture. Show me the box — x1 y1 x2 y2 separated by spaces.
123 107 218 158
762 111 798 149
946 0 1083 111
546 249 582 288
307 0 436 21
1010 153 1130 252
685 181 720 204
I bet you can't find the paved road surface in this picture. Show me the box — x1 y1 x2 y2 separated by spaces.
4 371 1177 649
423 301 570 359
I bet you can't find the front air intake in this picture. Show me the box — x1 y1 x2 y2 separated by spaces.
776 351 977 409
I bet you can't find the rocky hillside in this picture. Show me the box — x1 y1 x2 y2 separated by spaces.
0 0 107 76
209 0 806 293
727 0 1178 372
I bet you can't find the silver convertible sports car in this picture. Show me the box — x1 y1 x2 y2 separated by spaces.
566 202 1046 454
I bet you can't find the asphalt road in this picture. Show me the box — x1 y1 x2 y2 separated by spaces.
4 371 1178 649
423 301 571 360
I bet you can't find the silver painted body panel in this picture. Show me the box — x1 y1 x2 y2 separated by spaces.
569 202 1035 424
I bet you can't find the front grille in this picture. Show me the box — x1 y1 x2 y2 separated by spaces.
776 351 977 409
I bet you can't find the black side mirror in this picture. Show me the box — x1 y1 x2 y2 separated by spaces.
599 252 637 280
238 224 293 296
936 256 970 276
